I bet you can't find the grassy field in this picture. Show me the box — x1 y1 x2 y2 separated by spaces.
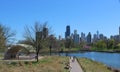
0 54 3 57
0 56 69 72
77 58 112 72
0 53 4 59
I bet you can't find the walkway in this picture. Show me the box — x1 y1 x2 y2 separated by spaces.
70 57 83 72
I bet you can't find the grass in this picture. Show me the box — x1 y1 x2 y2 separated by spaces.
0 54 4 59
0 56 69 72
0 54 3 57
77 58 112 72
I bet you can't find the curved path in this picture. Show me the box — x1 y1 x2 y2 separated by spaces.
70 57 83 72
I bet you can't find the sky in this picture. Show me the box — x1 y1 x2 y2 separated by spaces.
0 0 120 42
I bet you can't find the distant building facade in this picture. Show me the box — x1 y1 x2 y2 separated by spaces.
99 34 107 40
80 32 86 42
65 25 70 39
110 27 120 41
73 30 80 44
97 30 99 39
110 35 119 41
87 32 92 44
93 34 98 42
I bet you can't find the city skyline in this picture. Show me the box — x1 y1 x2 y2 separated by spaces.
65 25 120 39
0 0 120 41
64 25 112 44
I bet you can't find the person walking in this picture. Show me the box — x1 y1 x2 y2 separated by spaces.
72 56 75 62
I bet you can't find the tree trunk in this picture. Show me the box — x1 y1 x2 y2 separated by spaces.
36 50 39 62
49 46 52 56
36 45 40 62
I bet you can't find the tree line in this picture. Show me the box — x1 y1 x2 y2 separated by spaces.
0 22 64 62
1 22 120 62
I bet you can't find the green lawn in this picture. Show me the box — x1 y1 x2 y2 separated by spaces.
77 58 112 72
0 54 4 59
0 54 3 57
0 56 69 72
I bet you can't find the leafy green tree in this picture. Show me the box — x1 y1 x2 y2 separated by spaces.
94 40 107 50
107 39 115 49
116 43 120 50
80 41 86 49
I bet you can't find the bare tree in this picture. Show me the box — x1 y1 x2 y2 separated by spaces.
23 22 50 62
0 24 15 51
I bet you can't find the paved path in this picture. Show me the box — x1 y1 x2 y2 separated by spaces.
70 57 83 72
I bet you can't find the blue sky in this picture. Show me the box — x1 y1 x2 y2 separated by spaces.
0 0 120 41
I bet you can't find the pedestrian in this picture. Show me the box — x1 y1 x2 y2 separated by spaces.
72 56 75 62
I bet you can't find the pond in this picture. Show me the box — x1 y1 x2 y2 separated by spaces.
60 52 120 69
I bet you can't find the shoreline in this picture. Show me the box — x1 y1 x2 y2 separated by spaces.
81 50 120 53
60 50 120 53
107 66 120 72
77 57 120 72
59 51 120 71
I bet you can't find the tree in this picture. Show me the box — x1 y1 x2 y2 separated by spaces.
48 34 56 55
48 35 62 55
65 38 72 48
94 40 107 50
23 22 50 62
0 24 15 51
107 39 115 49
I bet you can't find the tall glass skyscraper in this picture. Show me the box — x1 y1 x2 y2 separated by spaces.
65 25 70 39
97 30 99 39
87 32 92 44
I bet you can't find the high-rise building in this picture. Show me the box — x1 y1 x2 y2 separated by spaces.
99 34 104 40
93 34 97 42
97 30 99 39
93 31 100 42
81 32 86 42
36 27 48 41
65 25 70 39
59 35 62 40
87 32 92 44
73 30 80 44
111 26 120 41
71 33 74 39
43 27 48 38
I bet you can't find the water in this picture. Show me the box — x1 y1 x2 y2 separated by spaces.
60 52 120 69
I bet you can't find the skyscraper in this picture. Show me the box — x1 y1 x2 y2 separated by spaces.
81 32 86 42
93 34 97 42
65 25 70 39
99 34 104 40
97 30 99 39
87 32 92 44
73 30 79 44
43 27 48 38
